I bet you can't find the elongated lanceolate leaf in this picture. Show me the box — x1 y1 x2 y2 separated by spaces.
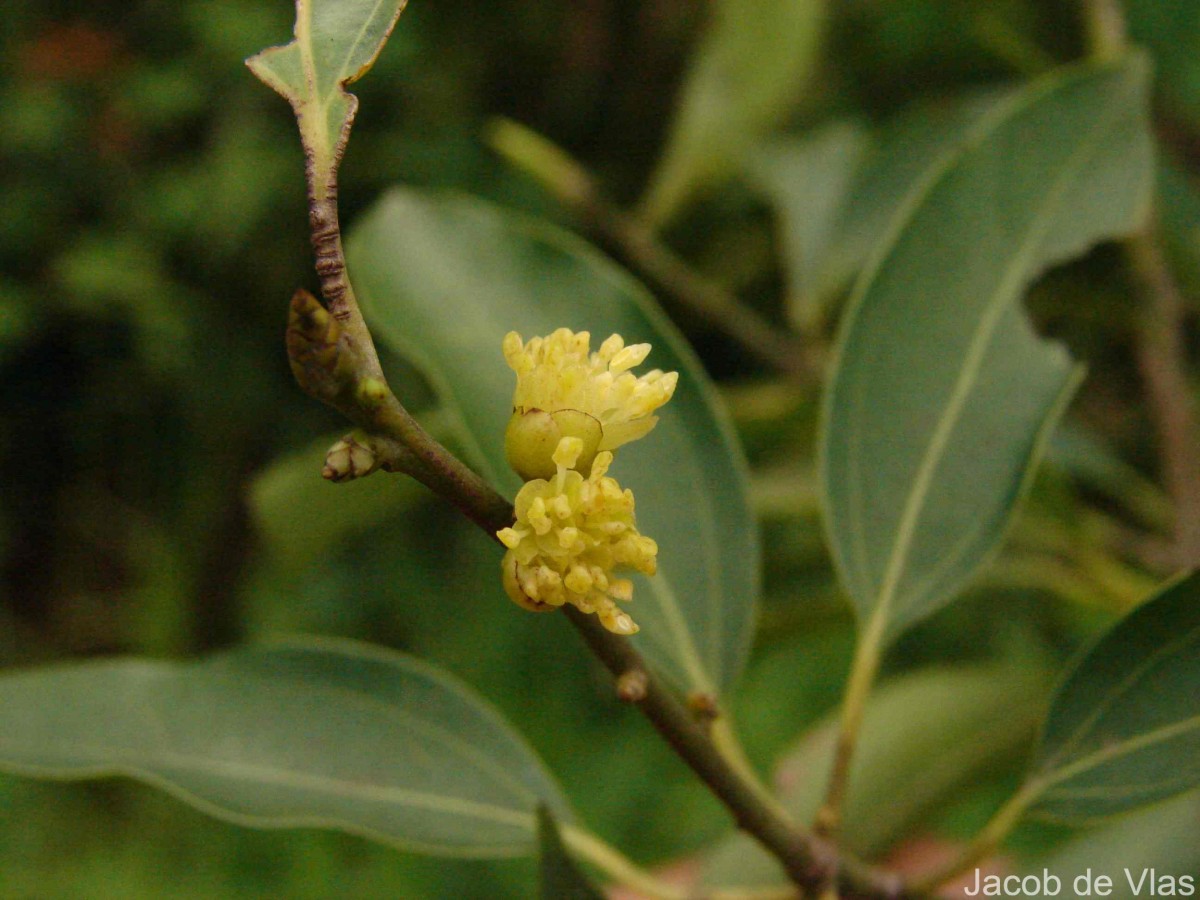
820 55 1153 643
0 638 572 857
247 1 407 196
1029 571 1200 823
640 0 826 225
348 188 759 696
751 122 871 329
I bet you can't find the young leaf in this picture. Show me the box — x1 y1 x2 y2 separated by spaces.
347 188 759 696
1028 571 1200 823
246 0 408 199
820 54 1153 645
0 638 572 857
537 806 605 900
639 0 827 225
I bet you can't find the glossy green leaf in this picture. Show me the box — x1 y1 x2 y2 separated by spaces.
247 0 407 197
639 0 827 225
703 661 1049 884
820 55 1153 644
537 807 604 900
0 638 572 857
348 188 758 695
1029 571 1200 823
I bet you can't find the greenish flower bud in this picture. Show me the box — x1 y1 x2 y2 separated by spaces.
504 408 602 481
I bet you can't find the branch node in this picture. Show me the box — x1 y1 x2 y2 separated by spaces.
615 668 649 703
356 377 391 409
323 432 382 482
687 691 720 724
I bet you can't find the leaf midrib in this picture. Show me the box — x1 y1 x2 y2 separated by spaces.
0 740 535 828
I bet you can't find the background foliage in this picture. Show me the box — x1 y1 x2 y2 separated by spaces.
1 0 1198 896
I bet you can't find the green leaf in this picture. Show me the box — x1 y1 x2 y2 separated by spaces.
348 188 759 696
639 0 827 225
820 55 1153 644
1028 571 1200 823
246 0 407 197
537 807 604 900
753 93 1005 329
821 90 1007 303
1033 792 1200 897
751 122 871 330
702 661 1049 884
0 638 572 857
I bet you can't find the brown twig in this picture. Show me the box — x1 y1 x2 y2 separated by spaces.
486 120 822 383
282 122 918 900
1079 0 1200 567
582 194 821 381
1125 226 1200 565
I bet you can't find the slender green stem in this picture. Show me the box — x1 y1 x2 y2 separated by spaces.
565 605 839 894
563 826 800 900
909 783 1039 894
969 10 1057 75
561 826 689 900
814 610 886 840
710 716 792 824
1079 0 1127 60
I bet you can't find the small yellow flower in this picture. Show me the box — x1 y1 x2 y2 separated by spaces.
497 437 657 635
502 328 678 480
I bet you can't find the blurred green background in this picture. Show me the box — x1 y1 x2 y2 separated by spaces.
1 1 1198 897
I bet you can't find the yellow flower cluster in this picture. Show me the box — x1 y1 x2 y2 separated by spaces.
502 329 678 480
497 328 675 635
497 438 657 635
